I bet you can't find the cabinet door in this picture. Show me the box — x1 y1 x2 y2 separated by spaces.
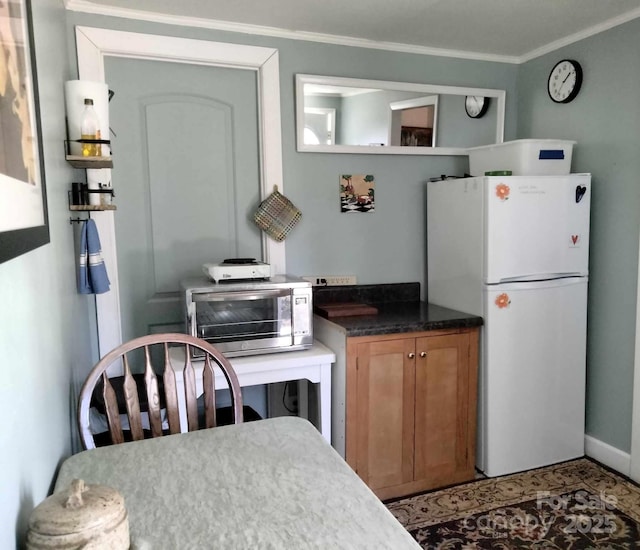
414 333 473 482
355 338 415 490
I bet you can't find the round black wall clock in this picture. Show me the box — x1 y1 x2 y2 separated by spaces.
465 96 489 118
547 59 583 103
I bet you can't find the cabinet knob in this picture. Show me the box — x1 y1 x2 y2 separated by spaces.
408 352 415 359
420 351 427 358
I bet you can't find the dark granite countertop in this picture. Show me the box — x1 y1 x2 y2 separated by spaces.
313 282 483 337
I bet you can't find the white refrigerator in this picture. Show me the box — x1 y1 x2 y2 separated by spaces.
427 174 591 477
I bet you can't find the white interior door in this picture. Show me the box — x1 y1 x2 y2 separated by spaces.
105 57 262 340
484 175 591 283
75 27 284 357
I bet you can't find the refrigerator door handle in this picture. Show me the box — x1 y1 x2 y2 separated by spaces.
490 272 586 284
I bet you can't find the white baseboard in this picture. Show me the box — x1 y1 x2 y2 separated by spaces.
584 434 631 477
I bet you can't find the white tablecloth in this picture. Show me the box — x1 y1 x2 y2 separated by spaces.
55 417 420 549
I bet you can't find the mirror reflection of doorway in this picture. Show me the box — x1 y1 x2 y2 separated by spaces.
303 108 335 145
400 106 434 146
389 95 438 147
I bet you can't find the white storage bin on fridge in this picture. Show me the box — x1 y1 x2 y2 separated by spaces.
467 139 575 176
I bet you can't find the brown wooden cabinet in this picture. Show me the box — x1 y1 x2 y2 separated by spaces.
345 328 479 500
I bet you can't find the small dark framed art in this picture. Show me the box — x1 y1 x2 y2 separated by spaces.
0 0 49 263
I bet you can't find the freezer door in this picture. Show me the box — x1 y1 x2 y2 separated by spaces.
478 277 587 477
484 175 591 283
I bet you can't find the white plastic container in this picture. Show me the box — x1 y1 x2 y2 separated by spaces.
467 139 575 176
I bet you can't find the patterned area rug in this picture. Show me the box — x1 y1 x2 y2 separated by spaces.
386 458 640 549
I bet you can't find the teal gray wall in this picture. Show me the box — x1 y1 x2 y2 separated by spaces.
517 18 640 453
0 1 97 547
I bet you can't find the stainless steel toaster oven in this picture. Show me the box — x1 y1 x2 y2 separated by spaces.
182 275 313 357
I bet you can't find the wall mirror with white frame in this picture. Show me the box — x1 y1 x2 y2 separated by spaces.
295 74 506 155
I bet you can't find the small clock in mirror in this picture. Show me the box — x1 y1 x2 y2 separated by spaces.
547 59 583 104
465 96 489 119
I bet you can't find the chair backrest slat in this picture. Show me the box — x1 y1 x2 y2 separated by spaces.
144 345 163 438
162 342 181 435
102 373 124 445
78 333 244 449
184 346 199 432
203 354 217 429
122 355 144 441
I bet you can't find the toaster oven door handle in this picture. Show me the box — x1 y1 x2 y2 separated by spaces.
191 289 290 302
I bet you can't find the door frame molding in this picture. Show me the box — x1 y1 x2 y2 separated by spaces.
630 237 640 480
75 26 285 357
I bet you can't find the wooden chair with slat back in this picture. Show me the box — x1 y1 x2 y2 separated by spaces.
78 333 244 450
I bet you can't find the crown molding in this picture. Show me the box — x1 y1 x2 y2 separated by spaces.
63 0 518 64
519 6 640 63
64 0 640 65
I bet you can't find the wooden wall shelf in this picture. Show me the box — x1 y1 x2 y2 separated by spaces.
69 205 117 211
66 155 113 169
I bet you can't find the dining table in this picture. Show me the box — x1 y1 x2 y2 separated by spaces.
55 416 420 549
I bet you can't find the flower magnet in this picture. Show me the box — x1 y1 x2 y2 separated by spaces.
495 293 511 309
495 183 510 201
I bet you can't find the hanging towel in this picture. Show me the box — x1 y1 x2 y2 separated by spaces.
78 219 110 294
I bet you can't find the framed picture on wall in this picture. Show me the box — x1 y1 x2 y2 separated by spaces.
0 0 49 264
340 174 375 213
